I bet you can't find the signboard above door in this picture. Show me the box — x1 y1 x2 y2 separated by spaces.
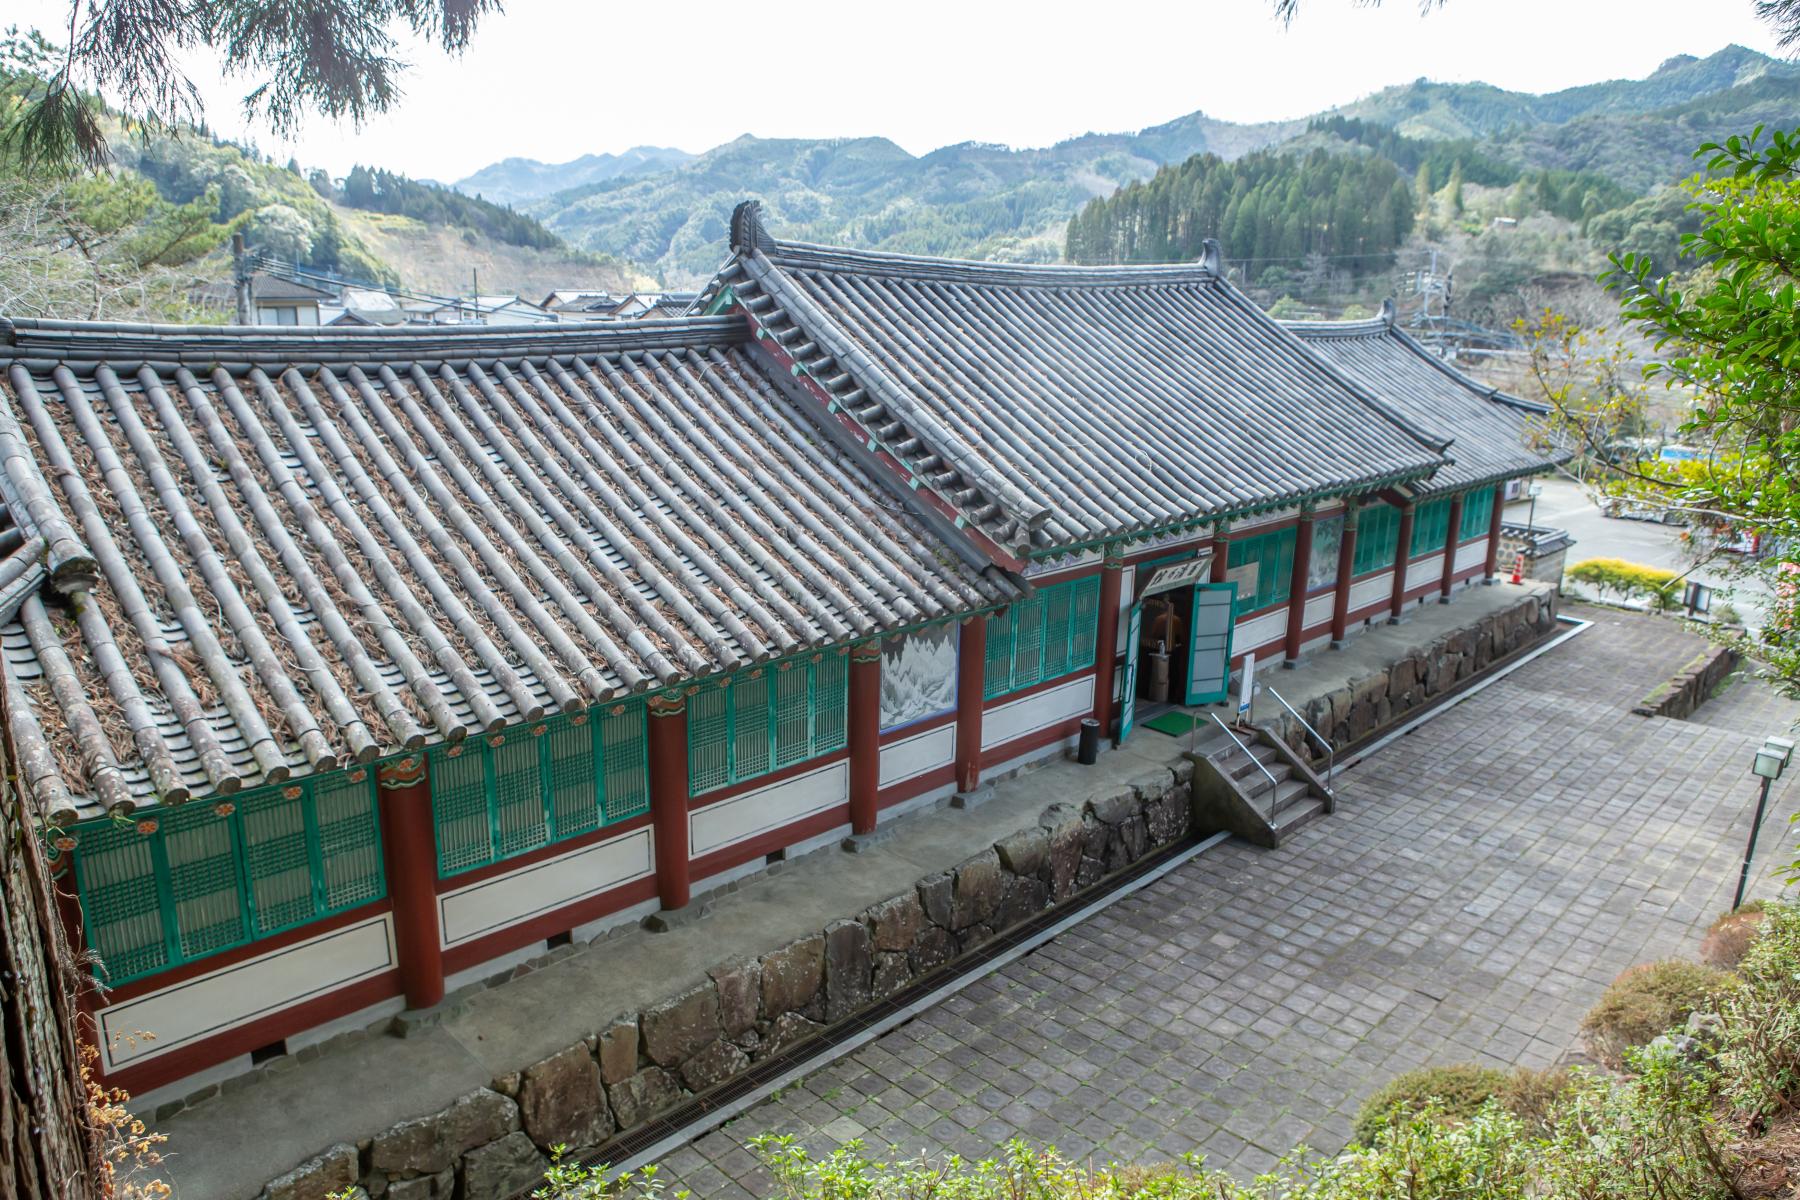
1137 552 1212 599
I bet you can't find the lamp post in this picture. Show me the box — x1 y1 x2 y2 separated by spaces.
1525 482 1543 533
1735 735 1795 910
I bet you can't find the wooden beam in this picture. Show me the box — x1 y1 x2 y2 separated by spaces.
1389 502 1417 624
848 642 882 835
1485 483 1506 580
1331 499 1362 647
1440 494 1466 602
378 754 444 1011
1283 509 1315 665
648 692 691 911
955 617 987 793
1090 550 1124 737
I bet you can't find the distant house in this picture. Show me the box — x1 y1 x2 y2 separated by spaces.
333 288 409 326
249 274 334 326
606 290 698 319
541 289 618 315
471 294 557 325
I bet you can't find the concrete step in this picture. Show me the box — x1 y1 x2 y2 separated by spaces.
1270 778 1314 816
1271 794 1329 839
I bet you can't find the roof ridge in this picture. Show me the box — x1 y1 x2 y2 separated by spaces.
0 314 751 366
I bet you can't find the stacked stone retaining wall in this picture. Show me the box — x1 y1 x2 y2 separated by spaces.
261 768 1196 1200
1632 645 1740 719
1274 590 1559 755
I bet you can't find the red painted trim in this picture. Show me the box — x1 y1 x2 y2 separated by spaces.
878 763 956 809
648 699 690 911
100 969 401 1095
955 620 985 792
1233 597 1293 622
982 666 1096 708
848 648 881 835
433 811 654 892
1231 635 1288 672
1346 596 1393 627
439 874 659 976
1440 495 1465 600
1331 505 1361 644
380 771 445 1010
979 717 1082 772
742 310 1026 573
1121 534 1211 570
94 898 393 1004
1284 511 1315 663
1484 483 1505 578
1091 557 1123 737
688 748 851 809
1390 504 1417 621
1210 531 1230 584
686 804 851 882
878 709 955 744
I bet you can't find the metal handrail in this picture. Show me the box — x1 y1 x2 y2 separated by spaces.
1266 687 1334 791
1209 712 1280 826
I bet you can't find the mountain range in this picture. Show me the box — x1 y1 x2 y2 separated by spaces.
454 45 1796 284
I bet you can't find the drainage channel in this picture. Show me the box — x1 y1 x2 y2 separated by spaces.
521 610 1591 1193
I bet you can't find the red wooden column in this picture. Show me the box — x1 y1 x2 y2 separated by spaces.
1090 548 1125 736
1484 482 1506 581
377 754 445 1011
647 691 691 911
1282 507 1315 667
1331 498 1362 648
847 641 882 835
954 616 987 793
1210 523 1230 584
1440 493 1466 602
1388 502 1417 624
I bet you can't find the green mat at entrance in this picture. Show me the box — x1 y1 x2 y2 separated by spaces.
1143 710 1202 737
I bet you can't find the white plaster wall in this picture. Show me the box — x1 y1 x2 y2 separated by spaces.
1456 538 1487 573
688 760 849 857
99 915 395 1071
1302 591 1335 628
438 827 654 947
1348 572 1392 612
1233 608 1287 654
981 676 1094 751
878 724 956 789
1406 554 1444 592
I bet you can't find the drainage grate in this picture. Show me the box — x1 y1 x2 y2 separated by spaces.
513 827 1213 1194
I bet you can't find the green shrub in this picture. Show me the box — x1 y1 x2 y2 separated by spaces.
1539 1047 1743 1200
1718 902 1800 1118
1700 902 1766 970
1581 960 1735 1069
1565 558 1680 608
1351 1064 1509 1145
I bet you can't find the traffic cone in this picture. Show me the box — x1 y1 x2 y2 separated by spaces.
1508 552 1525 585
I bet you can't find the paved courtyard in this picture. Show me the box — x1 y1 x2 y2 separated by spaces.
653 606 1800 1196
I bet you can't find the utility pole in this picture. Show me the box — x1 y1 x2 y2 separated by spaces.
232 232 253 325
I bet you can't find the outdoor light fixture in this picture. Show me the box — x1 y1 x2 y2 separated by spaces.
1736 734 1794 909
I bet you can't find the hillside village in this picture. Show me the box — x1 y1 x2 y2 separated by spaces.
2 10 1800 1200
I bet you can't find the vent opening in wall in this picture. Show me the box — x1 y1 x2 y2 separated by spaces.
250 1039 288 1066
546 930 573 951
765 848 787 866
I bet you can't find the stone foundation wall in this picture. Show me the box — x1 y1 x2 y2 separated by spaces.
262 767 1196 1200
1275 590 1560 754
1632 645 1739 720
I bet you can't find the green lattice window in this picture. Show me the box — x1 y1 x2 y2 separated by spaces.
983 575 1102 700
71 771 384 985
1459 488 1495 541
1352 502 1401 576
1226 525 1298 613
689 653 849 795
1410 498 1453 556
430 702 650 876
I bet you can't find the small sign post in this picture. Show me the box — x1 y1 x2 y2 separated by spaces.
1237 652 1255 720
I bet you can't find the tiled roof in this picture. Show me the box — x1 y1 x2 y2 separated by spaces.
700 203 1449 562
0 316 1010 822
1283 305 1568 494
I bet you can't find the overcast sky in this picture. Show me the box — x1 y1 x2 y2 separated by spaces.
15 0 1788 183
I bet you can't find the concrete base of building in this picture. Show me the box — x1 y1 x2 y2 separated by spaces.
950 784 997 810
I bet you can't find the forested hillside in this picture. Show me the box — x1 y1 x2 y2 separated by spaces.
511 44 1796 285
1064 149 1415 276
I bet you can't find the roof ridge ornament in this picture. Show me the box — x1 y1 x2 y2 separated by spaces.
1379 297 1397 328
1199 238 1223 277
730 200 777 255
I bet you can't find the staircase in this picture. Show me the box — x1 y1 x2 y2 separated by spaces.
1187 720 1334 848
